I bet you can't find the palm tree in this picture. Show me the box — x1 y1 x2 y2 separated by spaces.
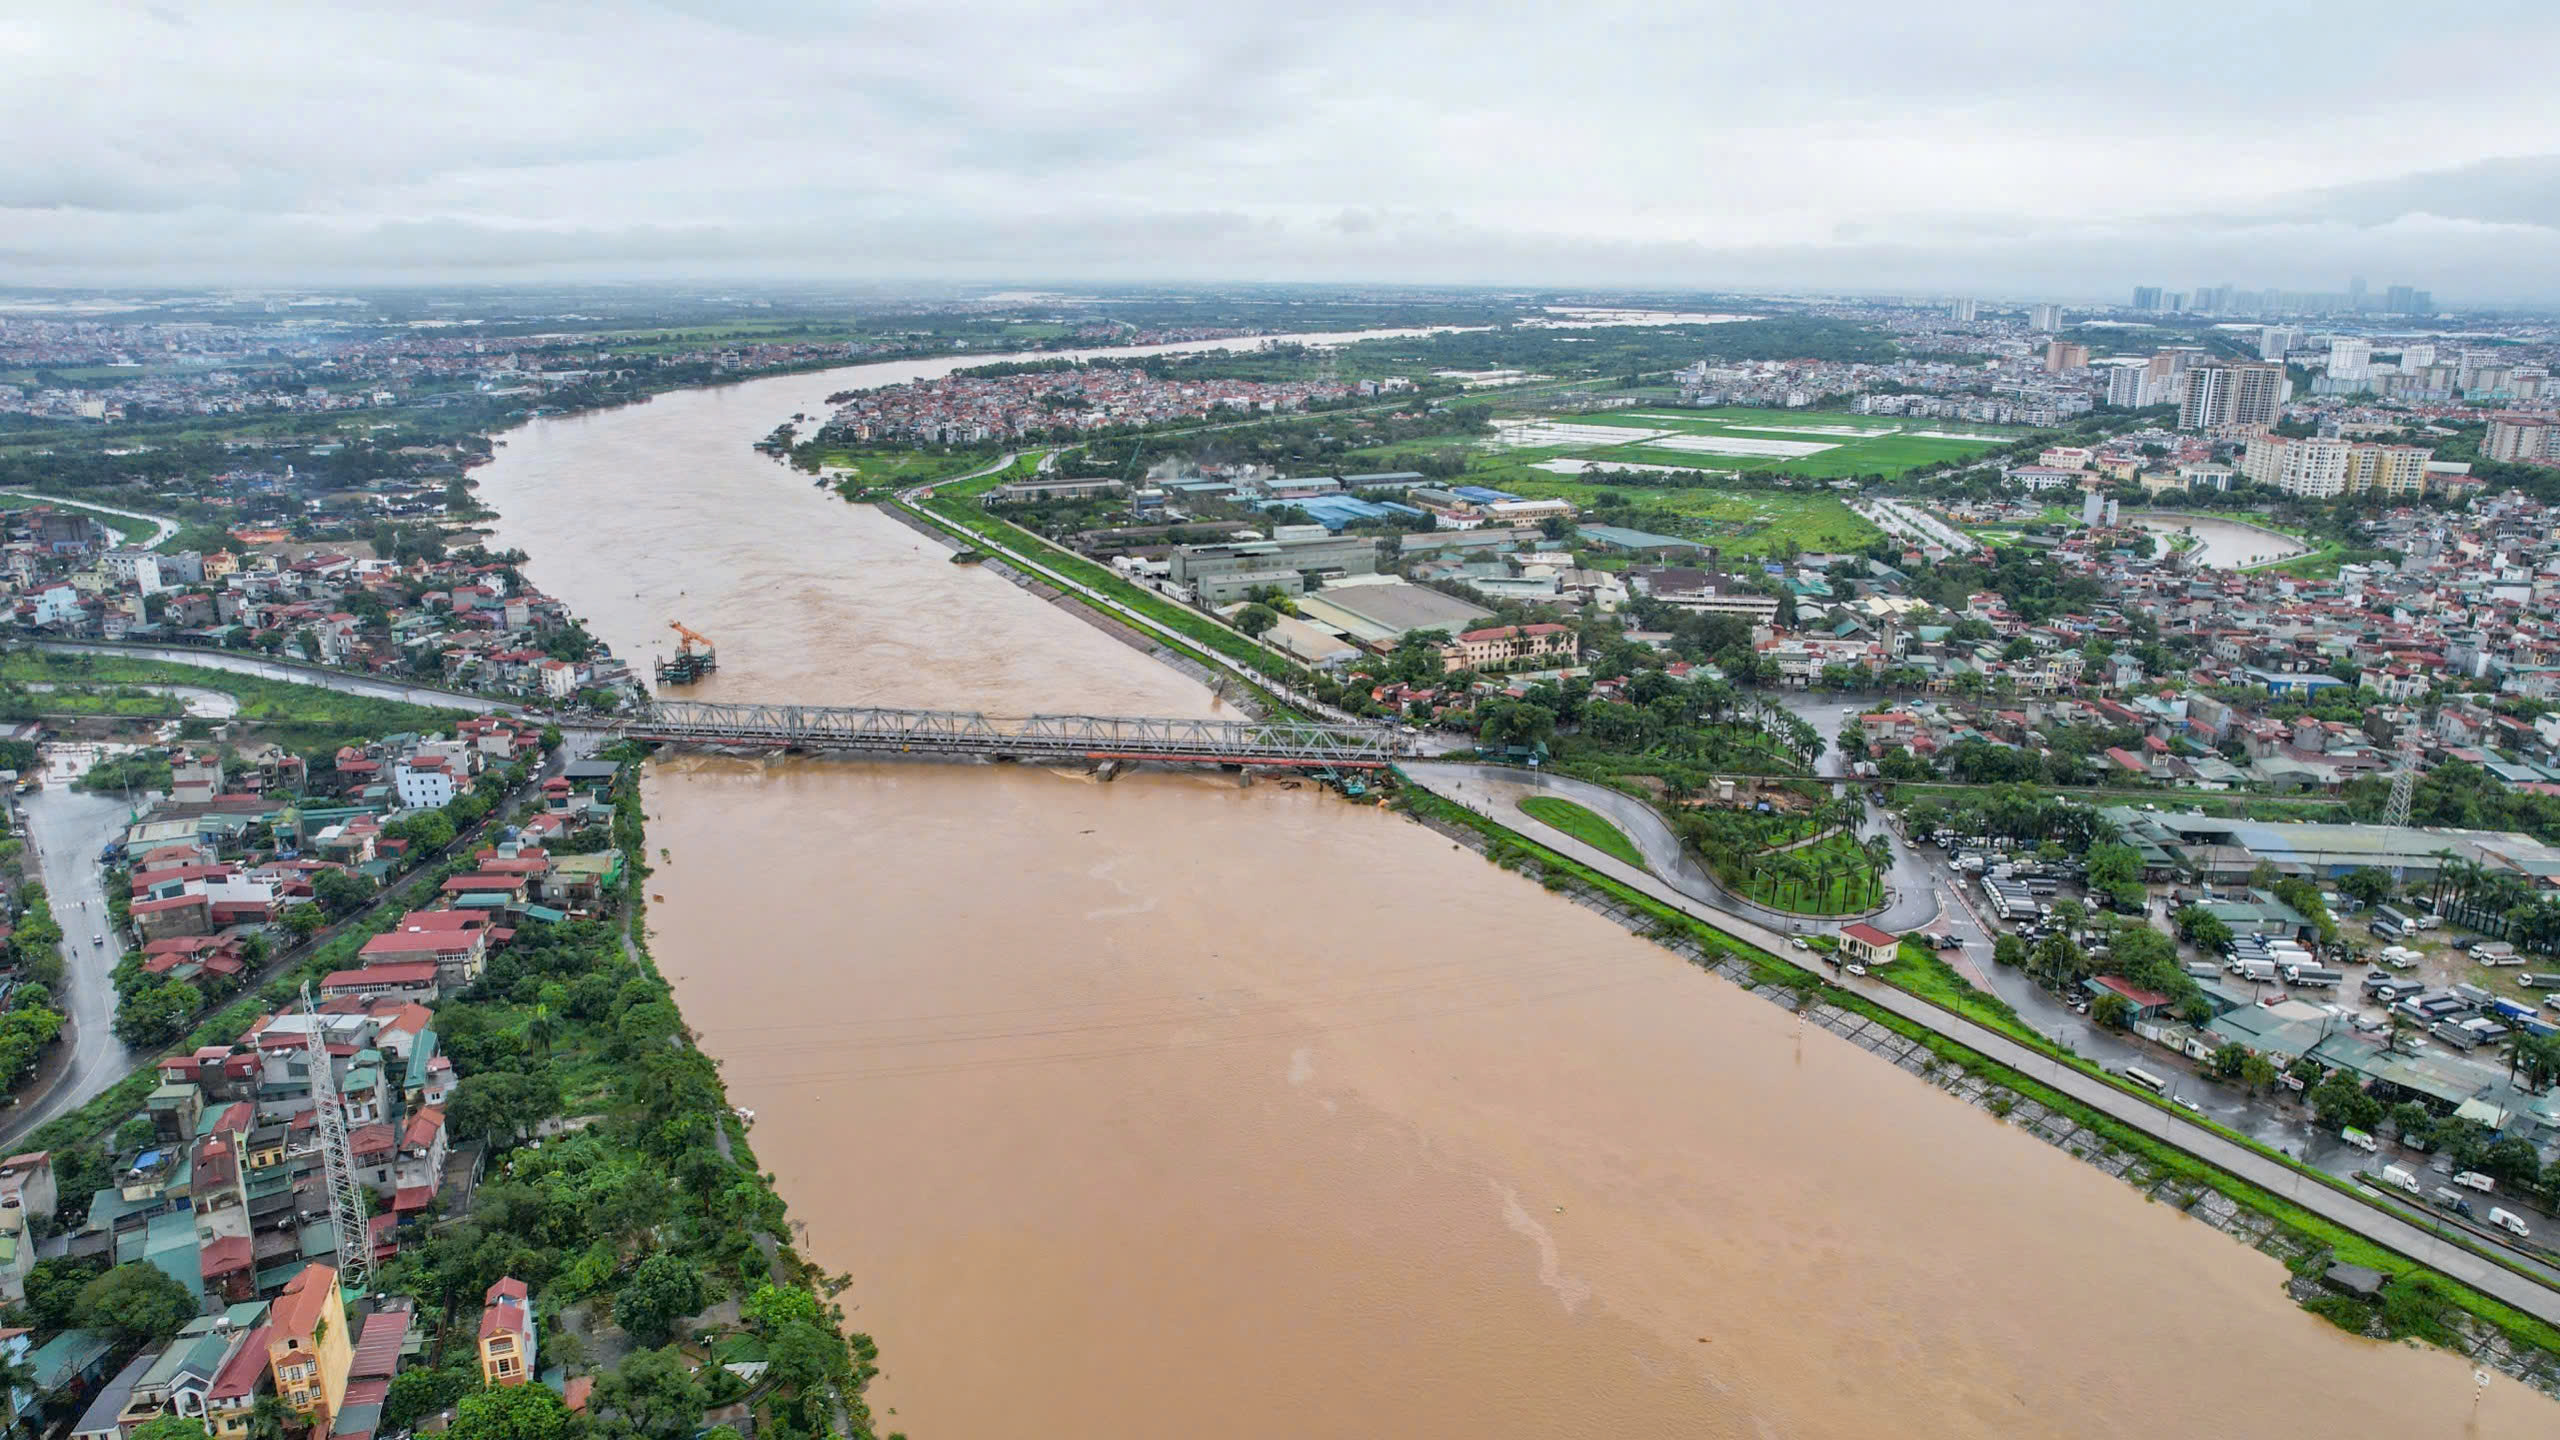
2434 854 2484 919
0 1344 38 1440
524 1003 561 1062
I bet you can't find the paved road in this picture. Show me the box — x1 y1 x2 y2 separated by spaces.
1401 760 2560 1323
10 781 147 1135
21 640 518 713
1918 865 2310 1147
1449 764 1936 933
895 455 1360 723
0 733 597 1152
2 494 180 549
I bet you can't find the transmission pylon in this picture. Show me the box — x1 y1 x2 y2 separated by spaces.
301 982 373 1291
2382 737 2418 831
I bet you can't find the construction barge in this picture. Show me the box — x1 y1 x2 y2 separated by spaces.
656 621 718 685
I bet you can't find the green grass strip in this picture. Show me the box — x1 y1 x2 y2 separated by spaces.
1516 796 1646 869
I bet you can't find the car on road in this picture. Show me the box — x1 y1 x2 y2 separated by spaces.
1788 936 1809 950
92 933 103 947
1845 963 1867 976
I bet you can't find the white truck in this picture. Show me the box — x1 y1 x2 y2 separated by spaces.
2455 1170 2497 1193
2490 1207 2533 1239
2381 1163 2424 1196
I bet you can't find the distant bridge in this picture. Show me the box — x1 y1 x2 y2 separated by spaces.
618 700 1410 770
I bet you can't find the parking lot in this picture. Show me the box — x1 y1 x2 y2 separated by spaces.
1904 831 2560 1258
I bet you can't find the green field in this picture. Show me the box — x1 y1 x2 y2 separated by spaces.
810 448 993 489
1496 406 2024 481
1506 482 1881 557
1517 796 1646 869
0 652 465 750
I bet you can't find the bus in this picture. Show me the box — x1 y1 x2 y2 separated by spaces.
2123 1066 2169 1094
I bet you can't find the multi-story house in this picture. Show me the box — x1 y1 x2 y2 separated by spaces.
265 1265 351 1425
477 1277 534 1387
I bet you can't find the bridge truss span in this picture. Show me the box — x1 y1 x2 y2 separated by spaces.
626 701 1408 769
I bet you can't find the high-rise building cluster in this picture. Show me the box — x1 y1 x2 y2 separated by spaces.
2486 415 2560 464
2127 280 2430 317
2239 434 2433 498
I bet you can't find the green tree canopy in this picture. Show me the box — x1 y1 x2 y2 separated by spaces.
593 1347 703 1440
611 1253 704 1347
450 1381 580 1440
128 1417 211 1440
75 1262 197 1344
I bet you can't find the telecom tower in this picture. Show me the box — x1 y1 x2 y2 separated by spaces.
301 982 372 1291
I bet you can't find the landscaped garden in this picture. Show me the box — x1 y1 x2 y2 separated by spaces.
1671 793 1890 914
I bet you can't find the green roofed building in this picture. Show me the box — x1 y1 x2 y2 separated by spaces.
1575 525 1704 556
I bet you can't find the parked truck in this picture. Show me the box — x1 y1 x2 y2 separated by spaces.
2381 1164 2424 1196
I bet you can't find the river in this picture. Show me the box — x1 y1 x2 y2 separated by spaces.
479 343 2549 1437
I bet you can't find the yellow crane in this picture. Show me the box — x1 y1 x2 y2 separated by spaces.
657 621 718 685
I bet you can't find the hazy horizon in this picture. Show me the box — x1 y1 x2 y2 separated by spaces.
8 2 2560 301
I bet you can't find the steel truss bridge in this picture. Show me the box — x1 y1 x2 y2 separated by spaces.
619 700 1410 769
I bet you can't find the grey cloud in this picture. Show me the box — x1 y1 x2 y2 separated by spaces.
2268 155 2560 228
4 1 2560 297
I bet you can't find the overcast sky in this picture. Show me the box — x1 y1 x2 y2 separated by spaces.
7 0 2560 299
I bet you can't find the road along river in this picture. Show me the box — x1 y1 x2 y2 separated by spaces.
479 347 2554 1437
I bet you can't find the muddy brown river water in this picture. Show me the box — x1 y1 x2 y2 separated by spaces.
481 349 2547 1437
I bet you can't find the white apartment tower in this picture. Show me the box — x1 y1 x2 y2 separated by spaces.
2327 338 2373 382
2179 362 2288 431
2103 364 2150 408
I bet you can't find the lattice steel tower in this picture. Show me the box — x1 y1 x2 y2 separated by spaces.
300 982 372 1291
2382 737 2419 832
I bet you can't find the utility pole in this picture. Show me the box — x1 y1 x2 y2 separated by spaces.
301 981 372 1292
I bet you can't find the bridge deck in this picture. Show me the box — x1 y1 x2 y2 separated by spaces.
622 701 1407 768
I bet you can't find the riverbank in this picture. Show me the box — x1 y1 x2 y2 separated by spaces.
1393 768 2560 1387
458 340 2560 1436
